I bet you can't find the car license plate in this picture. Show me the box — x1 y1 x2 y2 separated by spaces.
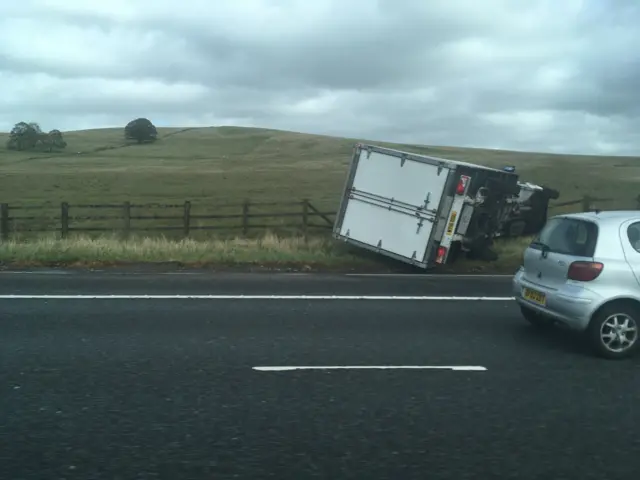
523 287 546 306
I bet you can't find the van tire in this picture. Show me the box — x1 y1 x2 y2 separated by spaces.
587 303 640 360
520 305 555 329
466 246 498 261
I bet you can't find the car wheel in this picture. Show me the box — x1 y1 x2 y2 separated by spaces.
587 304 640 359
520 305 554 329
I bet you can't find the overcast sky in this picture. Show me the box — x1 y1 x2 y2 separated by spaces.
1 0 639 155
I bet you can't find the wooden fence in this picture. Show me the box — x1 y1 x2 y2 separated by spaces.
0 200 335 241
1 194 638 241
548 194 640 213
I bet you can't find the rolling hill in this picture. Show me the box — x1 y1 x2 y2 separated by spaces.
1 126 638 211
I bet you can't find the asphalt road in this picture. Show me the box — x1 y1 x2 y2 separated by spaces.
1 271 639 479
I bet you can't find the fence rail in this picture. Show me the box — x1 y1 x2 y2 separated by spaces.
0 200 335 241
550 195 613 211
1 194 639 241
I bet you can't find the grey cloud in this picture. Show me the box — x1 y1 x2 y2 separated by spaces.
1 0 640 155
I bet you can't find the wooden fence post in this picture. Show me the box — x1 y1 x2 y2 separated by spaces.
0 203 8 242
183 201 191 237
123 201 131 239
61 202 69 239
581 195 592 212
302 199 309 242
242 200 250 236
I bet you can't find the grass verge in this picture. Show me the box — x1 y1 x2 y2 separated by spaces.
437 235 532 274
0 233 532 274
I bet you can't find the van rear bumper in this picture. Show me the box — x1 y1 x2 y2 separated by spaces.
512 268 600 331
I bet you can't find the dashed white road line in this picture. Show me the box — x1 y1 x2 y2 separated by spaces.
253 366 488 371
0 294 515 300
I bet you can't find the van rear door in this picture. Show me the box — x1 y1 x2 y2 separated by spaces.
333 145 452 267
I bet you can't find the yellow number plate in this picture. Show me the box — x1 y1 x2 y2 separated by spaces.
523 287 546 306
446 211 458 235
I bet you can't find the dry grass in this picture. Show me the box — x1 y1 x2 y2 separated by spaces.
494 235 535 263
0 232 533 273
0 233 375 270
433 236 534 274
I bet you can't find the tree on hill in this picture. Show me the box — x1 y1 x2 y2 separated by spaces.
39 129 67 152
125 118 158 144
6 122 67 152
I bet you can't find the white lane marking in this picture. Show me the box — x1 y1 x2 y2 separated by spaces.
0 270 71 275
0 295 515 300
345 273 511 278
253 366 487 371
0 271 511 278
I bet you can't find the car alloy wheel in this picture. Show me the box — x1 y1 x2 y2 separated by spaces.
600 313 638 354
588 304 640 359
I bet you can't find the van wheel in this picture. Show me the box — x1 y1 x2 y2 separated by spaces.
587 304 640 359
520 305 554 329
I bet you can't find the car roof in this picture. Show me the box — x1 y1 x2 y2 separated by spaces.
554 210 640 228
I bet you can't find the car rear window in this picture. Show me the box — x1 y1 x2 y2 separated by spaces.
530 217 598 257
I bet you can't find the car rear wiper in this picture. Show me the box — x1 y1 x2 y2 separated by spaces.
530 240 549 249
530 240 551 257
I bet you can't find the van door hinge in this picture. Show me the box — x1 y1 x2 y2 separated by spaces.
416 217 424 233
422 192 431 210
437 164 443 175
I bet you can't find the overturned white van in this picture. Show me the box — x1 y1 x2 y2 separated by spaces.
332 143 520 269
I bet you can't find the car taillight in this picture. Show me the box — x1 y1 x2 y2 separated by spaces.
435 246 447 264
456 175 470 195
567 261 604 282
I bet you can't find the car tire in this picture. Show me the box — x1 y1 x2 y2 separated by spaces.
587 303 640 360
520 305 555 329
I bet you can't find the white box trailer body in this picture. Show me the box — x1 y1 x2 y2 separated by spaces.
332 143 519 268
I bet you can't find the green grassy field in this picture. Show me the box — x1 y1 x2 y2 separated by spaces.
0 125 638 271
2 125 639 209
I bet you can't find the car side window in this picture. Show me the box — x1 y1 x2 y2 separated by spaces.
627 222 640 253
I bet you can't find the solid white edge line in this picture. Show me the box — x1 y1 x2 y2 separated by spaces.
0 272 512 278
253 366 488 371
0 294 515 300
344 274 512 278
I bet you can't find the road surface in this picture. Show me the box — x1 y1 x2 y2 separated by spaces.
1 271 638 479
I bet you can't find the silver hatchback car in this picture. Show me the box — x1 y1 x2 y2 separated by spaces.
512 210 640 359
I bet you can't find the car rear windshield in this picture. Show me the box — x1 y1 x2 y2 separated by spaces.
530 217 598 257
